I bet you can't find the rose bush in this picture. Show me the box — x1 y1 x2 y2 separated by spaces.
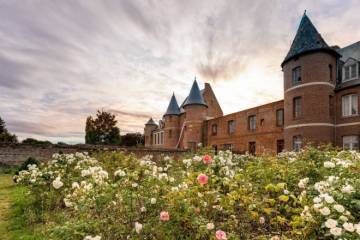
14 147 360 239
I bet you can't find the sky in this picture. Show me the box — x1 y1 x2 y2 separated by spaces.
0 0 359 144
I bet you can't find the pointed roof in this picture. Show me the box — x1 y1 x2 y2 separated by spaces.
281 12 339 66
164 93 181 116
182 79 207 108
145 118 157 125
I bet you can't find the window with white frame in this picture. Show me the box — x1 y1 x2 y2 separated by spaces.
342 94 358 117
293 135 302 151
248 115 256 131
343 63 358 82
343 136 359 150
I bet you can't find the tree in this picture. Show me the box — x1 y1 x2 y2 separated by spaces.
0 116 18 143
85 110 121 145
121 133 144 147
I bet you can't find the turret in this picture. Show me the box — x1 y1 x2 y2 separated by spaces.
282 12 340 150
163 93 181 149
182 79 208 150
144 118 157 147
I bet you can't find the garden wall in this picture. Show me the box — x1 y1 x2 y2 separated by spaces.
0 144 188 166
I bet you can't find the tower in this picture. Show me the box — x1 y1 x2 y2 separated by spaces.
144 118 157 148
282 13 340 150
163 93 181 149
182 79 208 150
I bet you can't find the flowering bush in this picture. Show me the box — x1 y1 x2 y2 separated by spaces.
14 147 360 239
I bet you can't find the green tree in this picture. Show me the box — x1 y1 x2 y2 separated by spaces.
85 110 121 145
0 116 18 143
121 133 144 147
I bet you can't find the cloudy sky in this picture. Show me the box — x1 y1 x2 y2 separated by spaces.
0 0 359 143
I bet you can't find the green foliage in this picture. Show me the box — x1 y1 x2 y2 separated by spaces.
16 157 40 175
22 138 52 145
121 133 144 147
85 110 121 145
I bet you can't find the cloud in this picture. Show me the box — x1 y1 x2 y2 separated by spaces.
0 0 359 143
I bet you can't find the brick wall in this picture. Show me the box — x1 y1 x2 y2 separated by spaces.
206 100 284 154
0 144 188 166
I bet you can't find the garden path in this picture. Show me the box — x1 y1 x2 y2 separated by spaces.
0 174 14 239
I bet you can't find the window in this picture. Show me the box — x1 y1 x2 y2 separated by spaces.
276 109 284 126
160 132 163 144
293 97 302 119
211 124 218 136
329 64 333 82
292 66 302 85
228 120 235 135
343 136 359 150
343 63 358 81
342 94 358 117
223 144 234 151
293 135 302 151
277 139 284 154
169 129 172 138
329 95 334 117
248 115 256 131
260 119 265 126
249 142 256 155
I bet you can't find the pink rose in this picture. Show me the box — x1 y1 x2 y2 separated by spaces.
203 154 212 164
197 174 208 185
215 230 227 240
160 211 170 221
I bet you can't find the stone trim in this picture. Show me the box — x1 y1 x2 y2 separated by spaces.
285 82 335 93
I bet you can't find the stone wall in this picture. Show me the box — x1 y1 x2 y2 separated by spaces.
0 144 188 166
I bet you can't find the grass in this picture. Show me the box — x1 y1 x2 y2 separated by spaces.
0 173 44 240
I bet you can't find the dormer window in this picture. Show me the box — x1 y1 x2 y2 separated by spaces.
343 62 358 82
292 66 302 85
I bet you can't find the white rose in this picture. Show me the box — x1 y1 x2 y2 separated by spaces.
132 183 138 188
259 216 265 224
140 206 146 212
341 184 354 194
324 161 335 168
320 207 331 216
329 227 342 236
52 176 63 189
135 222 143 234
333 204 345 213
72 182 80 189
324 195 334 204
343 222 354 232
206 222 214 230
150 198 156 204
339 215 348 222
313 197 322 203
325 219 337 229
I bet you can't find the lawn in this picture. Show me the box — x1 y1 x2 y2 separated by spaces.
0 173 44 240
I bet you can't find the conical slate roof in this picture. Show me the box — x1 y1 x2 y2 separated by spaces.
145 118 157 125
281 13 339 66
164 93 181 116
182 79 207 108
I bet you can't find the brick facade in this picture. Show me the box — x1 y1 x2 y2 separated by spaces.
144 14 360 153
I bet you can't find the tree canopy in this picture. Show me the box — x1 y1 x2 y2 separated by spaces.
0 116 18 143
85 110 121 145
